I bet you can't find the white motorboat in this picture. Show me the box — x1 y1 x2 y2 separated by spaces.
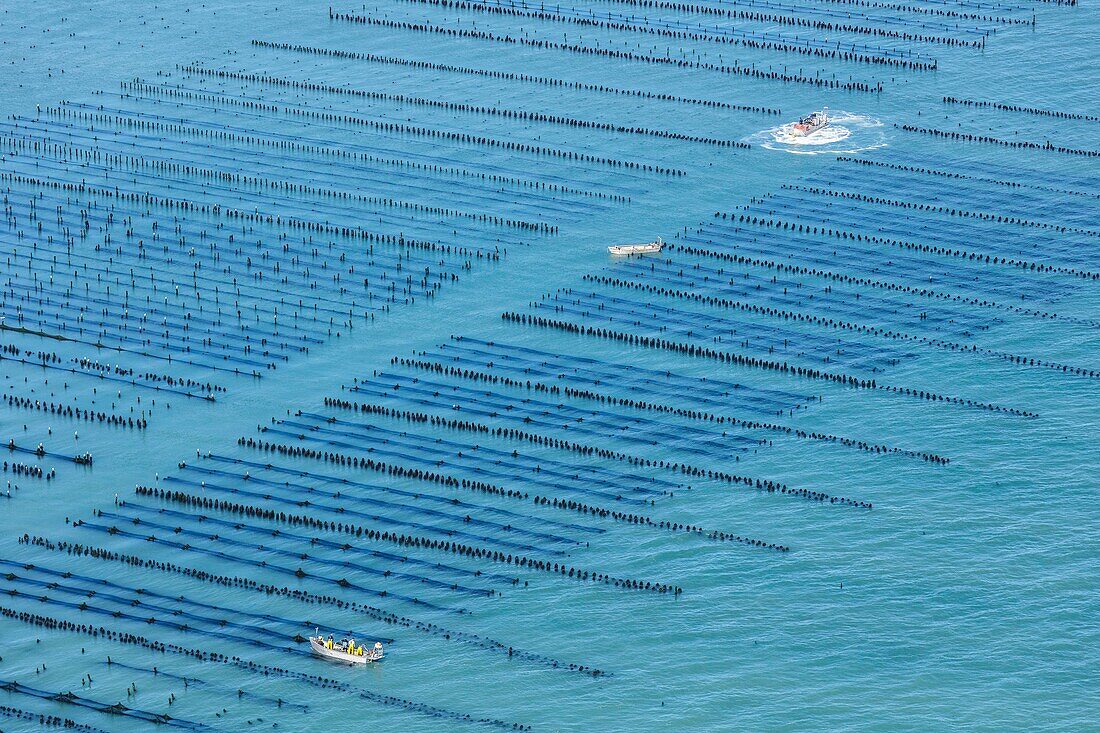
309 633 384 664
608 237 663 256
789 107 829 137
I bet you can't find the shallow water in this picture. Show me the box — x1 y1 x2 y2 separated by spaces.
0 0 1098 731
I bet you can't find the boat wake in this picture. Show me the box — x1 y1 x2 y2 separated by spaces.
747 111 887 155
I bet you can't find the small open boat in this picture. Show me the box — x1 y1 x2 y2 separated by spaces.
608 237 663 256
309 633 384 664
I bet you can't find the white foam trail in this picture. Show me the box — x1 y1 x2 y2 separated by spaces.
745 111 888 156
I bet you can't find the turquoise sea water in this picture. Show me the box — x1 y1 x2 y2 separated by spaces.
0 1 1097 730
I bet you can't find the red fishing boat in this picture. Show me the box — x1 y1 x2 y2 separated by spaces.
790 108 829 137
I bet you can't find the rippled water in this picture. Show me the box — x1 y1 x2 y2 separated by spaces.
0 1 1098 731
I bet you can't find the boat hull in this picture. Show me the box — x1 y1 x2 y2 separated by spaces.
791 122 827 137
608 241 663 256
